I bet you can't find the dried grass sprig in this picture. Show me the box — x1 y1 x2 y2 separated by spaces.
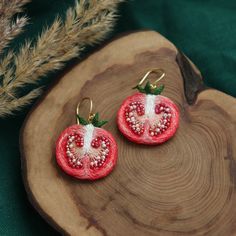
0 88 42 116
0 0 30 54
0 16 28 54
0 0 124 117
0 0 30 17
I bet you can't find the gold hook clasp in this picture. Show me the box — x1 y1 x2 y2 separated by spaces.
76 97 95 124
138 68 165 89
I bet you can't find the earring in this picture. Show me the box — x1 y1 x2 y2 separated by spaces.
117 69 179 145
56 97 118 180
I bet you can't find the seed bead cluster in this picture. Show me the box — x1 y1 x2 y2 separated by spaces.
125 101 145 136
66 133 84 168
149 103 172 137
90 136 110 168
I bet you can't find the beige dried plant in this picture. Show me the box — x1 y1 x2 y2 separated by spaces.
0 0 124 117
0 0 30 54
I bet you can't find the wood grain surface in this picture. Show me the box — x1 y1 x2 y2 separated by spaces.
20 31 236 236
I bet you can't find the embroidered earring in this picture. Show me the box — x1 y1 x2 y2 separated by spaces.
117 69 179 145
56 97 118 180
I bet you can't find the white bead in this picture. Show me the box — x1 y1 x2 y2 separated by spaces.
150 132 154 136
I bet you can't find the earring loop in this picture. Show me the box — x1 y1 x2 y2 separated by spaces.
76 97 95 124
138 68 165 89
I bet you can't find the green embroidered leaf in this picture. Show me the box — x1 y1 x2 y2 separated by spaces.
153 84 165 95
77 115 88 125
96 120 108 127
138 86 146 93
132 85 139 89
144 81 152 94
82 112 108 127
77 113 108 127
133 85 146 93
92 112 99 125
133 81 164 95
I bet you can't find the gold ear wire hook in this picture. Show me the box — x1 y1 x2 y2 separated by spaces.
138 68 165 89
76 97 95 124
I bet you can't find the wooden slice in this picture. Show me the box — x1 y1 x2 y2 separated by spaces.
20 31 236 235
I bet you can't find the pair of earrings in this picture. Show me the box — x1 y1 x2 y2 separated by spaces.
56 69 179 180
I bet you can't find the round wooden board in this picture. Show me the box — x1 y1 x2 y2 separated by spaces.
20 31 236 235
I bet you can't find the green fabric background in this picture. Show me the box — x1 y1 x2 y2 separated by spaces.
0 0 235 235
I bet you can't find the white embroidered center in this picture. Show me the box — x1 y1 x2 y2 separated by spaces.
145 94 156 117
83 124 94 153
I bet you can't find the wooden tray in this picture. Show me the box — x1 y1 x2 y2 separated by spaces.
20 31 236 235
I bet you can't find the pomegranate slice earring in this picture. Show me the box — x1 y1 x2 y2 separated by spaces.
117 68 179 145
56 97 118 180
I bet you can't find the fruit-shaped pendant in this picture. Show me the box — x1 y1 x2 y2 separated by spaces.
117 69 179 145
56 97 118 180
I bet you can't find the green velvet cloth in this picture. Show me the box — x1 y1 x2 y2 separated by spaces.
0 0 235 235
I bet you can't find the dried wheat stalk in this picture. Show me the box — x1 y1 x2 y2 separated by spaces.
0 0 124 117
0 0 30 54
